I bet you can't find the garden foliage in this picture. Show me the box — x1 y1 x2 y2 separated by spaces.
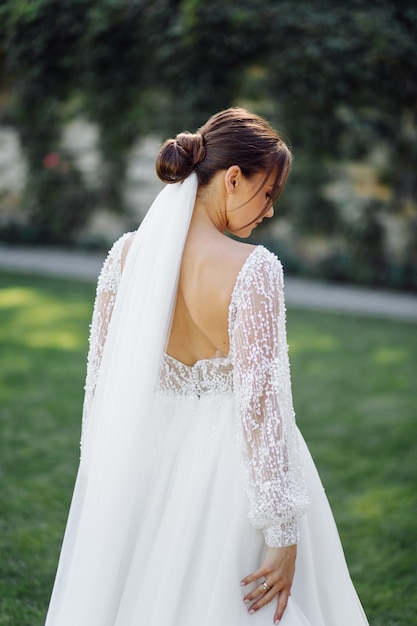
0 0 416 288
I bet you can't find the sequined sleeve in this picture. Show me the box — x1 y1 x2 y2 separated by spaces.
230 247 309 547
80 232 134 451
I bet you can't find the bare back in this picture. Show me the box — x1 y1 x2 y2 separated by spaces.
166 232 255 366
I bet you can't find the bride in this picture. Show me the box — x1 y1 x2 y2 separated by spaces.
45 107 369 625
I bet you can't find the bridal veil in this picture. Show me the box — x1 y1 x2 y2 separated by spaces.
45 175 198 625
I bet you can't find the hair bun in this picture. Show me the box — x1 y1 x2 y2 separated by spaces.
156 132 206 184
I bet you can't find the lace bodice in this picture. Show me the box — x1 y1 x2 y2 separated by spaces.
81 238 308 548
158 353 233 396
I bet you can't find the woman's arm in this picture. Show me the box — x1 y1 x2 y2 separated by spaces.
80 232 134 453
232 248 308 546
231 248 309 622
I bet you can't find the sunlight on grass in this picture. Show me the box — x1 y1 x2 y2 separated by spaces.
0 286 36 308
372 347 408 365
349 485 410 520
289 330 339 354
22 330 82 349
0 284 91 349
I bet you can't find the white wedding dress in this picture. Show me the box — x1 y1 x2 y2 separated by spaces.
45 178 369 625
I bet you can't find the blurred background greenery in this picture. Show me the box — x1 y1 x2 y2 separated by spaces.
0 0 416 289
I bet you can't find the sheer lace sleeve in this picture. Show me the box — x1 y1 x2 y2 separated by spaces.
230 247 309 548
80 232 134 451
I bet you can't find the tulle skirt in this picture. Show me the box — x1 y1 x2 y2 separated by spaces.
47 391 369 625
112 391 368 626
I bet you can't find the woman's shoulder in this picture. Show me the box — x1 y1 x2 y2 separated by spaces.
205 238 282 289
97 231 135 292
105 231 135 261
221 240 258 278
233 243 283 289
201 240 257 301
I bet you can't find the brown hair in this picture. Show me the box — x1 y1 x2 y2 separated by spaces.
156 107 292 209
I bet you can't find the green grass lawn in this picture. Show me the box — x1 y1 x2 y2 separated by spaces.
0 270 416 625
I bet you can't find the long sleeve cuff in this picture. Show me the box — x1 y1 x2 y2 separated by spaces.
263 518 299 547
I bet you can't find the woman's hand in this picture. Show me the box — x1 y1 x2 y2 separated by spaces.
240 544 297 624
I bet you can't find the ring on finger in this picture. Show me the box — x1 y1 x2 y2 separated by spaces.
261 580 271 593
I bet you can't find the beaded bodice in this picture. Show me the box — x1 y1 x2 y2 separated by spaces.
158 353 233 397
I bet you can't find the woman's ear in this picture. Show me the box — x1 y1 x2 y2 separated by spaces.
225 165 242 194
